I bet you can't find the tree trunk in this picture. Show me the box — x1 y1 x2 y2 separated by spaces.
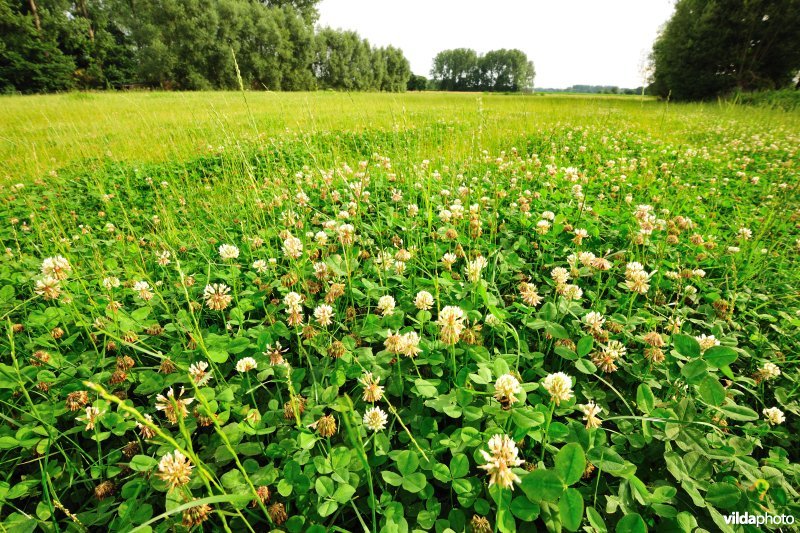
78 0 95 42
28 0 41 33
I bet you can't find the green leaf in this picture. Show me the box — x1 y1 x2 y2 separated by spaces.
703 346 737 367
577 336 594 358
510 496 540 521
698 376 726 406
615 513 647 533
719 404 759 421
511 408 545 429
494 358 510 378
0 437 19 450
520 469 564 502
208 349 228 364
381 471 403 487
433 463 451 482
317 499 338 517
540 302 558 321
129 455 158 472
395 450 419 475
401 472 427 493
673 334 700 358
705 482 741 509
414 378 438 398
587 447 628 474
636 384 655 414
545 322 569 339
332 484 356 504
450 453 470 478
277 478 293 497
575 358 597 374
680 359 707 384
315 476 334 498
586 506 608 532
555 443 586 486
558 487 584 532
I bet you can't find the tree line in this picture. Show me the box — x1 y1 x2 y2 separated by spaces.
0 0 411 93
429 48 535 92
649 0 800 100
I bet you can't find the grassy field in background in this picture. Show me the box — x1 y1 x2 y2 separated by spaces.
3 91 797 180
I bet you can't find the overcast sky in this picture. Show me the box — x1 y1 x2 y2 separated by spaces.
317 0 676 88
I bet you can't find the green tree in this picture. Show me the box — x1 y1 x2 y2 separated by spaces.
650 0 800 100
0 0 76 93
430 48 479 91
380 46 411 92
478 48 535 91
407 73 427 91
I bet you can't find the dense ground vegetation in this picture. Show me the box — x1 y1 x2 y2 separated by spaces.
0 93 798 532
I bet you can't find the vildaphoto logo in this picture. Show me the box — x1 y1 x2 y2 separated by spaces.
723 512 795 526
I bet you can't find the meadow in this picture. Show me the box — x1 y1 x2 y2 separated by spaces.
0 91 798 532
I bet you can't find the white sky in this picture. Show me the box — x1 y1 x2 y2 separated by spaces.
316 0 676 88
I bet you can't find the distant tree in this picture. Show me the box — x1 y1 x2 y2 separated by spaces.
380 46 411 92
407 74 428 91
430 48 479 91
314 29 409 91
478 49 534 91
650 0 800 100
431 48 534 91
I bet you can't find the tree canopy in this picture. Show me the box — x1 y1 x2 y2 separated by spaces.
430 48 535 92
650 0 800 100
0 0 412 93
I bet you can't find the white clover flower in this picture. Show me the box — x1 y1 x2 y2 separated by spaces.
41 256 72 280
157 450 193 489
494 374 522 405
283 292 303 314
203 283 232 311
519 283 542 307
759 362 781 381
236 357 257 373
282 236 303 259
695 334 720 353
188 361 212 386
133 281 154 301
77 405 103 431
478 434 524 489
360 372 384 402
551 267 570 285
377 295 396 316
543 372 574 405
582 311 605 333
102 276 120 290
738 227 753 240
35 276 62 300
414 290 434 310
313 304 334 327
579 401 602 429
363 406 388 431
252 259 268 273
763 407 785 426
437 305 466 345
218 244 240 260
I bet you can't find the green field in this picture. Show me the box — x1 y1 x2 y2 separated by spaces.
0 92 798 532
3 92 796 179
